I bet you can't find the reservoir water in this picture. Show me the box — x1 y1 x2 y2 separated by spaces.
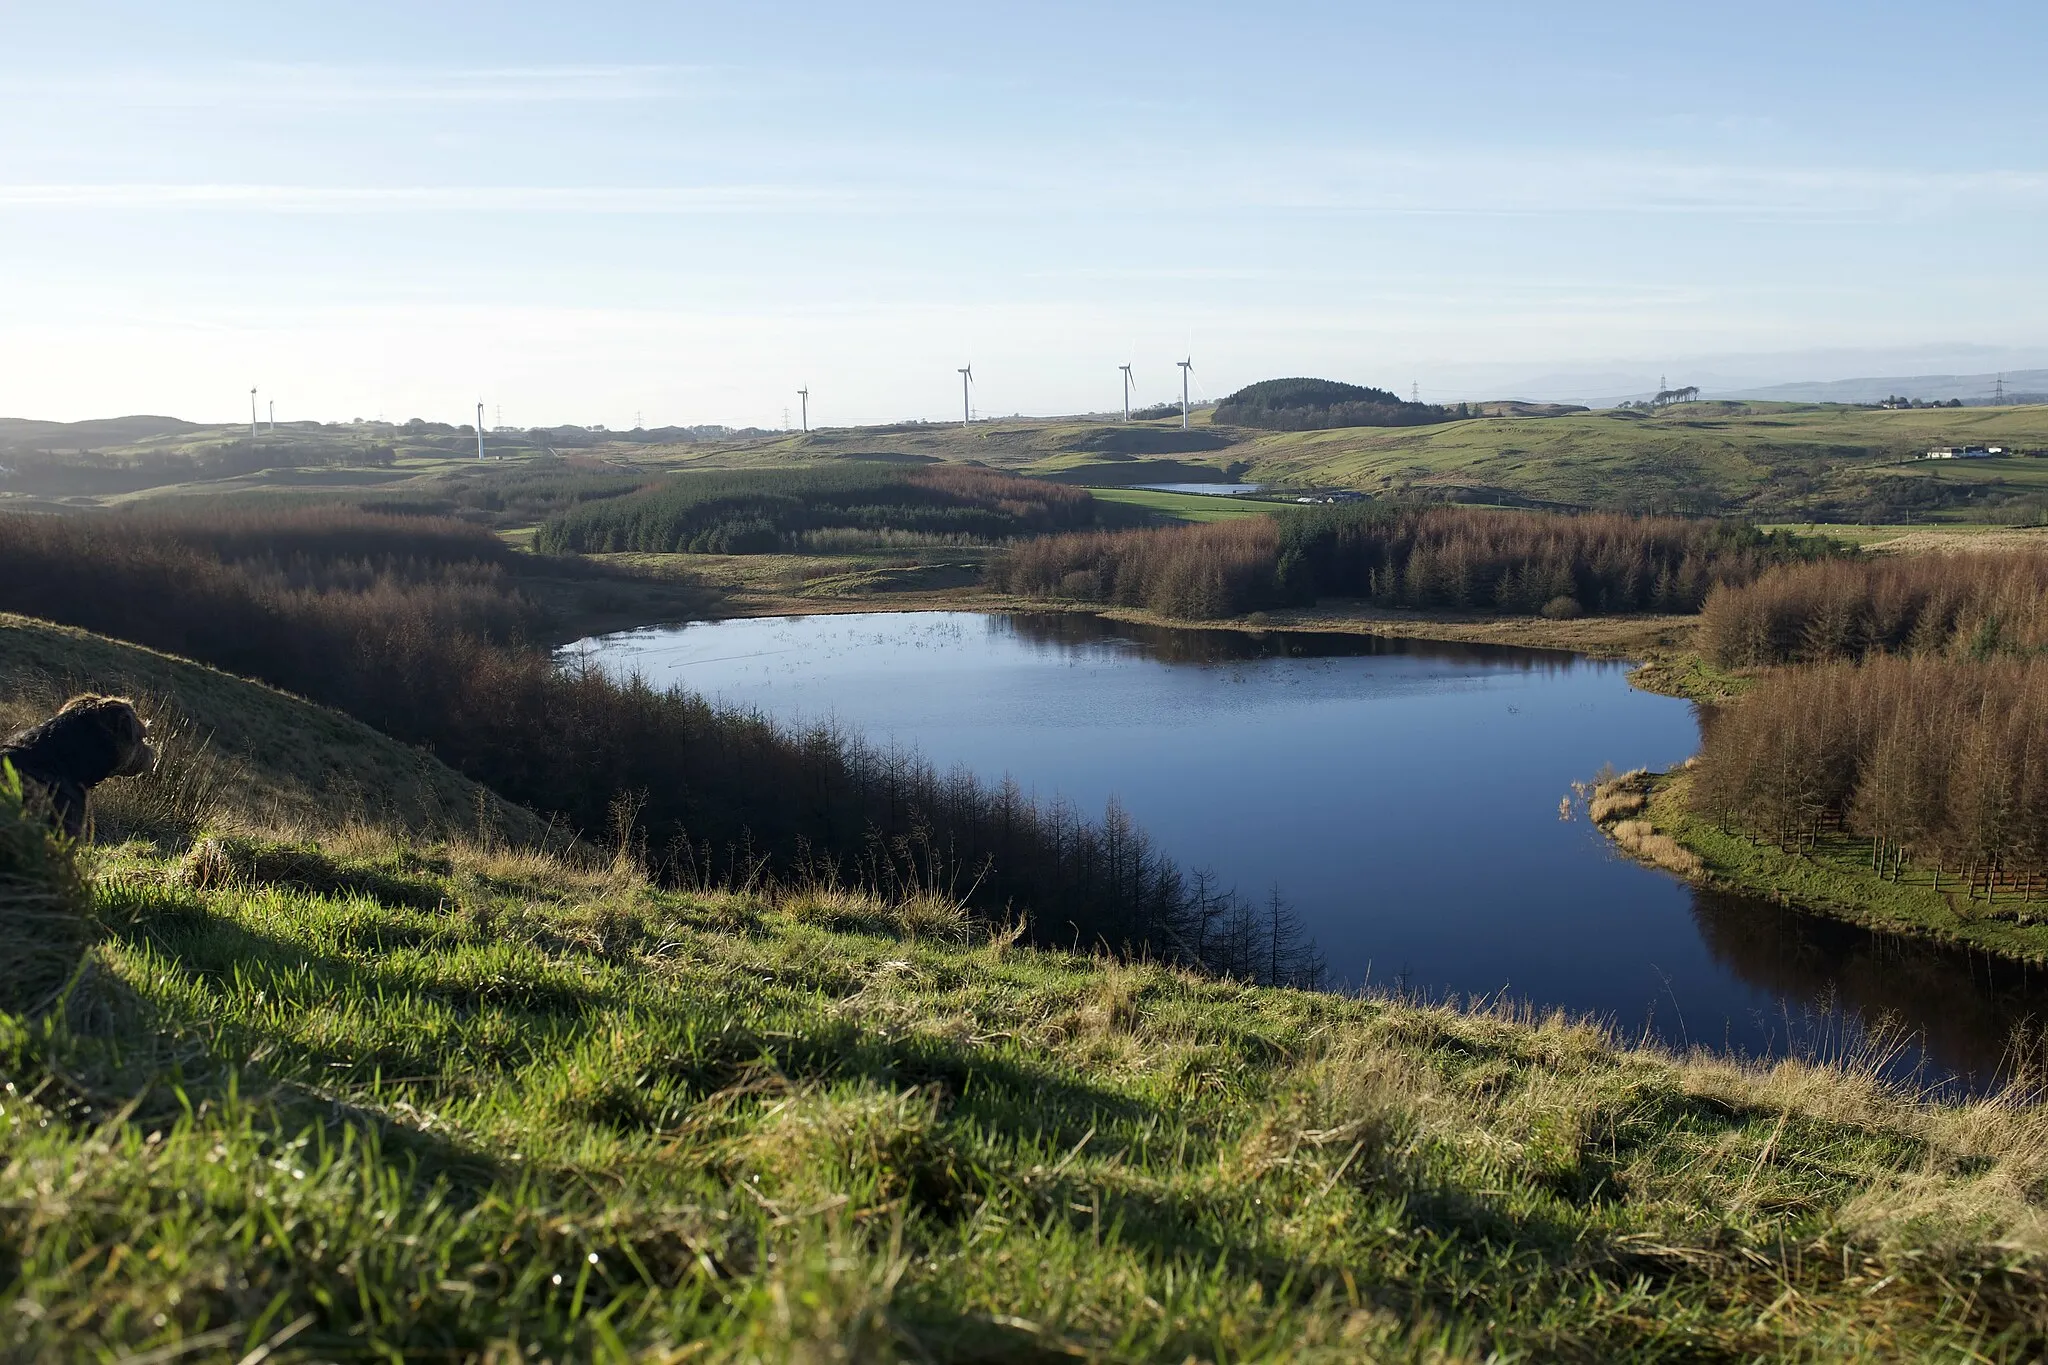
567 610 2048 1089
1130 482 1266 496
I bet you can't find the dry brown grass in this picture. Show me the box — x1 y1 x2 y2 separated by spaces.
779 885 974 944
1607 818 1706 879
1589 787 1648 823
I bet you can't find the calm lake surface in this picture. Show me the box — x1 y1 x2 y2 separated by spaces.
567 610 2048 1089
1131 482 1266 496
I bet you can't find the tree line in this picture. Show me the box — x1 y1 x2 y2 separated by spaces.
1700 552 2048 667
0 506 1321 984
993 504 1835 621
1211 378 1458 431
1691 656 2048 902
535 465 1104 555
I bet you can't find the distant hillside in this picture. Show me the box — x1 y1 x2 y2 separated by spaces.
0 415 200 453
1714 370 2048 406
1212 378 1458 431
1230 401 2048 520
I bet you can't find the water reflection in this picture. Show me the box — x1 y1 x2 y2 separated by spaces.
996 610 1580 671
1688 889 2048 1091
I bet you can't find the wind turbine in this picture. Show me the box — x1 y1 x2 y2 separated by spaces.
1119 364 1133 422
267 399 275 431
958 365 974 428
249 386 259 438
798 386 810 434
475 401 487 460
1177 358 1194 430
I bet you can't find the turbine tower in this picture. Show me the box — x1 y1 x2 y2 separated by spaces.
475 402 487 460
267 399 275 431
798 386 810 434
249 386 258 438
1119 364 1133 422
958 365 974 428
1177 358 1193 430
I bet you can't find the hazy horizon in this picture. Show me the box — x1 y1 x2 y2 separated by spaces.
5 1 2045 429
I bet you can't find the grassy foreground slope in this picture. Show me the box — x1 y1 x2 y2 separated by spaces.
5 624 2048 1359
0 613 543 841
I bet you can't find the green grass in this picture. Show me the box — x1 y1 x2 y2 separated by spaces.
1086 487 1284 523
5 622 2048 1359
9 826 2048 1360
1645 771 2048 964
1624 651 1750 702
1233 403 2048 517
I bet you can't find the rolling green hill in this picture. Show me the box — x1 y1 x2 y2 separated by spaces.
15 402 2048 526
1231 402 2048 518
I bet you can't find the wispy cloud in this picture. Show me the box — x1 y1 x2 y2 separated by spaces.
1 62 722 106
0 183 866 213
4 157 2043 223
1202 151 2048 219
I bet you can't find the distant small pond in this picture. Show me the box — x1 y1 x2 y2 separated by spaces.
565 610 2048 1090
1129 482 1266 496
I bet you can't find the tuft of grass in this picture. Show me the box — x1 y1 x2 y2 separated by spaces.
1587 770 1650 825
781 884 973 943
1605 818 1706 879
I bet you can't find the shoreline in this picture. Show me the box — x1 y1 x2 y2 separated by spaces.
1592 767 2048 966
554 550 1730 697
551 550 2042 971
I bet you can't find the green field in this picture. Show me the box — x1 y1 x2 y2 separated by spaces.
1085 487 1285 523
1231 404 2048 518
4 616 2047 1358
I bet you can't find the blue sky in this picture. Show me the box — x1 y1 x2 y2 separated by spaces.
3 1 2045 426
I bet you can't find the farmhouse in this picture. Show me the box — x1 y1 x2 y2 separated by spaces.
1923 445 2003 459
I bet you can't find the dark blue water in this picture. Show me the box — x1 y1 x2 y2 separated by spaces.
566 610 2048 1088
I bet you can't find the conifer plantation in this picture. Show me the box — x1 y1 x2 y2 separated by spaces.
1702 551 2048 666
1692 657 2048 901
994 504 1830 620
0 507 1321 984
